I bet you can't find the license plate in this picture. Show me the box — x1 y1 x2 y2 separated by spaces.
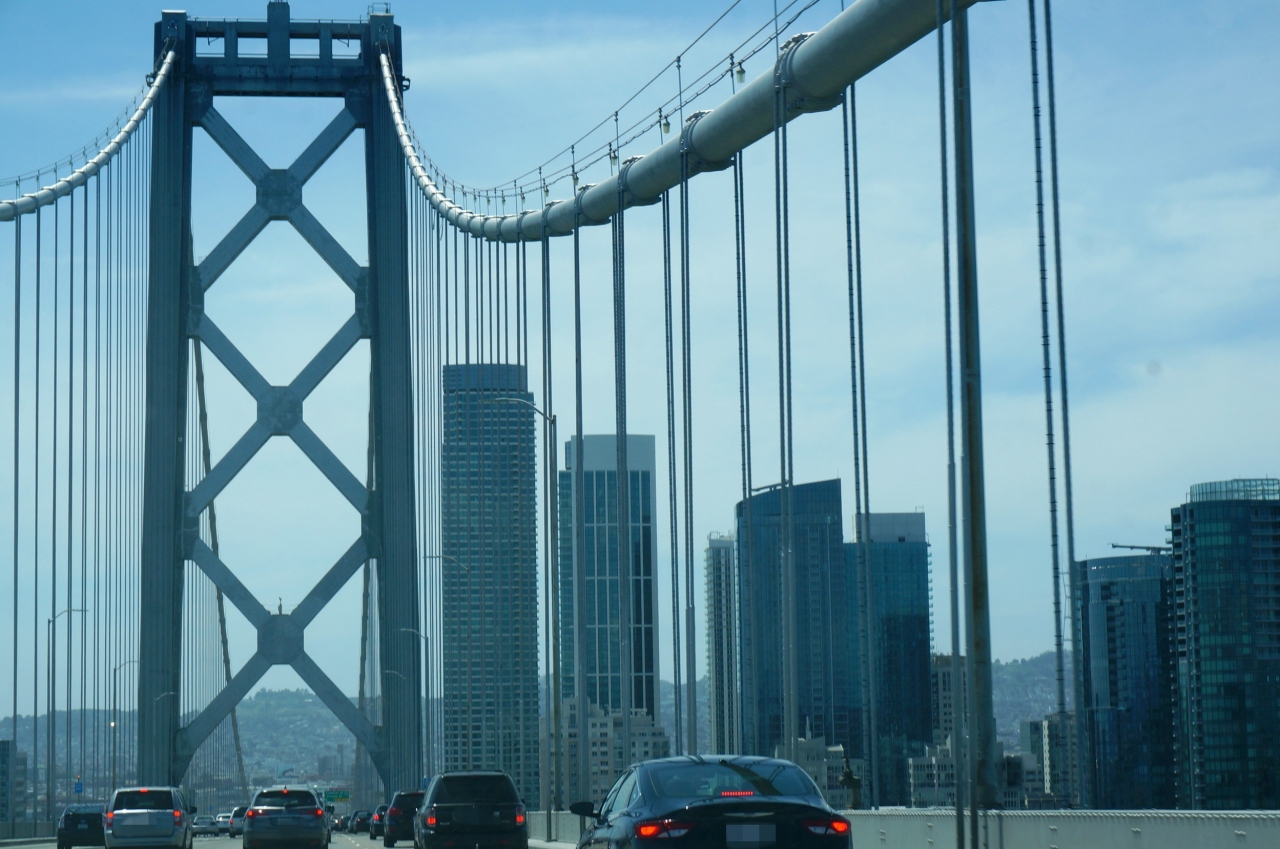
727 823 776 848
78 824 89 830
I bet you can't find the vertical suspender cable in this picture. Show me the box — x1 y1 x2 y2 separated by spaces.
612 169 634 773
571 188 590 805
10 212 20 795
33 201 42 817
934 0 965 840
678 146 697 760
1041 0 1086 806
662 191 683 753
731 152 753 759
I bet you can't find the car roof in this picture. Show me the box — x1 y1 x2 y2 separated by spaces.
255 785 315 793
632 754 797 770
434 770 511 778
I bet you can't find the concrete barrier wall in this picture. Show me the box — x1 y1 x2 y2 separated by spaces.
0 823 55 841
842 809 1280 849
525 811 585 845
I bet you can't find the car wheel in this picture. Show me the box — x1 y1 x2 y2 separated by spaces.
383 838 393 848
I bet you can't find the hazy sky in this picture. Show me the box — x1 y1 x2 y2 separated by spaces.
1 0 1278 712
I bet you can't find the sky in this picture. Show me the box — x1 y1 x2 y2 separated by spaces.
0 0 1278 715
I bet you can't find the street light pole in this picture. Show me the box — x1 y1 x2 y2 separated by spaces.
111 660 138 795
487 397 560 824
46 608 85 820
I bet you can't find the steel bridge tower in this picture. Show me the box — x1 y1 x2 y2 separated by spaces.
137 1 421 793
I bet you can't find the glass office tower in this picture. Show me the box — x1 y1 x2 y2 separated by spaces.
440 364 539 803
1170 478 1280 809
1076 553 1175 809
705 533 741 755
557 435 659 719
735 480 860 763
847 512 933 807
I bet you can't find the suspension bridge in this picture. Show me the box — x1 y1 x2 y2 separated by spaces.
1 1 1276 848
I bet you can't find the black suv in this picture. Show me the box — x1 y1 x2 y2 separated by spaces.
413 772 526 849
381 791 423 847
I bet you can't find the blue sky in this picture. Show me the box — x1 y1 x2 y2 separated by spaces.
1 0 1278 710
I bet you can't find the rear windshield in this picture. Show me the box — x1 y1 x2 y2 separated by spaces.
253 791 319 808
646 762 818 799
66 804 105 815
391 792 424 808
432 776 518 805
232 807 247 817
113 790 174 811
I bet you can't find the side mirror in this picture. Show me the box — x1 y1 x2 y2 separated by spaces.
568 801 596 819
325 806 334 814
190 806 198 815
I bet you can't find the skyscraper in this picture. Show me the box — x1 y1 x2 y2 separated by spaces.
705 533 740 754
440 363 539 803
1170 478 1280 809
1076 553 1174 809
735 480 860 763
557 434 660 718
847 512 933 807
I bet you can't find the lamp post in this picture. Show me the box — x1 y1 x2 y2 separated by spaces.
110 660 138 794
46 608 85 820
487 396 560 826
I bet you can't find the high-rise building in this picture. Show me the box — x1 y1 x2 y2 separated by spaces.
931 653 968 749
0 740 27 824
1022 713 1079 808
735 480 860 763
1170 478 1280 809
440 363 539 803
1076 554 1175 809
705 533 740 754
846 512 934 807
557 435 660 719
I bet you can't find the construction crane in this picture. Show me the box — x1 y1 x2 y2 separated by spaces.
1110 543 1172 554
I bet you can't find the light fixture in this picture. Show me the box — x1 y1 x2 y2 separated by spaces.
735 62 745 83
609 145 618 166
572 171 579 187
661 113 671 134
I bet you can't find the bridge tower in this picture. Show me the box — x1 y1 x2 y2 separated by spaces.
137 1 421 794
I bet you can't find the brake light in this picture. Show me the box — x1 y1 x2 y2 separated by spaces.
246 810 256 819
314 809 324 818
633 819 694 839
173 810 183 821
515 805 525 826
106 812 114 826
720 790 754 797
802 817 851 836
424 807 437 827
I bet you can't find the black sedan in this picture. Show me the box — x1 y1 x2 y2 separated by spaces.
569 755 851 848
57 803 106 849
349 811 372 834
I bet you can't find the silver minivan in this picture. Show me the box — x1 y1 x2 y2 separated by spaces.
105 787 195 849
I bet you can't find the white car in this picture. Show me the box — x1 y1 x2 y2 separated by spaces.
104 787 196 849
192 817 219 837
215 814 231 836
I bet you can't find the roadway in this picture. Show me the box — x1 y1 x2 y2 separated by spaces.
1 831 575 849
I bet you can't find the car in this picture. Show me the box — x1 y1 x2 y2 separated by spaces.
367 806 388 840
349 811 371 834
104 786 196 849
57 803 106 849
242 786 330 849
228 807 248 838
191 817 219 837
568 755 852 848
413 771 526 849
332 816 348 833
380 791 423 848
214 814 231 836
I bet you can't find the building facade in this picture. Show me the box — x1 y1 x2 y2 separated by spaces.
847 512 934 807
440 363 540 803
557 436 660 720
705 533 740 755
1170 478 1280 809
735 480 860 765
931 653 968 749
0 740 27 824
1076 554 1175 809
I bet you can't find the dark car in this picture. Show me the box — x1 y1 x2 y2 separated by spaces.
349 811 372 834
332 816 348 833
569 755 851 848
367 806 388 840
243 786 329 849
58 803 106 849
413 771 526 849
382 792 423 847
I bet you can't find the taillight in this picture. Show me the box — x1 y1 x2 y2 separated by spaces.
424 807 437 828
633 819 694 839
802 817 851 836
515 805 526 826
314 809 324 818
246 810 256 819
173 810 183 821
106 812 114 826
